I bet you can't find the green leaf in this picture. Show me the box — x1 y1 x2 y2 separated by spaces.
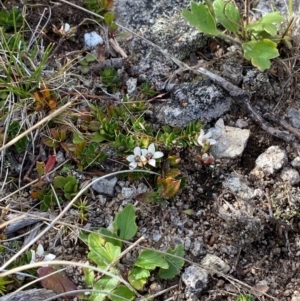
91 275 119 301
213 0 240 33
182 1 219 36
158 245 185 279
245 11 284 36
128 267 149 290
98 228 122 248
134 250 169 270
84 268 94 287
113 204 137 240
53 176 67 189
88 234 121 269
242 39 279 71
110 286 135 301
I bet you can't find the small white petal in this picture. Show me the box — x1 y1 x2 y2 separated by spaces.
126 155 135 162
148 143 155 154
148 158 156 167
30 250 36 264
133 147 141 156
45 253 56 261
197 137 204 146
153 151 164 159
199 129 204 139
141 148 148 157
64 23 70 32
209 139 217 145
129 161 137 169
204 131 212 139
36 244 44 257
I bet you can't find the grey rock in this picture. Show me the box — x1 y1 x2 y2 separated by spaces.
235 118 249 128
291 157 300 168
148 11 207 60
223 172 255 201
280 167 300 185
126 78 137 95
292 291 300 301
190 239 206 257
221 58 243 85
254 146 288 175
287 108 300 128
201 254 230 274
242 69 280 99
154 84 232 127
209 119 250 159
114 0 204 60
121 187 136 199
181 265 208 300
92 177 118 197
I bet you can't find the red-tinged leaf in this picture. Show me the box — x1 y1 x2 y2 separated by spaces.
30 190 40 199
165 168 181 179
159 177 181 199
50 128 59 140
45 155 56 174
37 266 78 296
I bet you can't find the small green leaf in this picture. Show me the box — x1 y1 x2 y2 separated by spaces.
158 245 185 279
182 1 219 36
134 250 169 270
88 234 121 269
213 0 240 33
242 39 279 71
85 53 97 62
73 131 85 144
128 267 149 290
110 286 135 301
245 11 284 36
113 204 138 240
92 275 119 301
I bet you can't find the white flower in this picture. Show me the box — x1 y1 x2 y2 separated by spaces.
126 146 147 170
30 244 56 264
197 129 217 147
142 143 164 167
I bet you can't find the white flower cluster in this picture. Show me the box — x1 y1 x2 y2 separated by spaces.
197 129 216 147
126 143 164 169
30 244 56 264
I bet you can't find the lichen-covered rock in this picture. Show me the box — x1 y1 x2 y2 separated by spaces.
201 254 230 274
254 146 288 175
280 168 300 185
154 84 232 127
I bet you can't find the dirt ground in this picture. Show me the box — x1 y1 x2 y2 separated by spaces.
2 0 300 300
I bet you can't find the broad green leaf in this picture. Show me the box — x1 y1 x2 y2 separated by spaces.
134 250 168 270
245 11 284 36
110 286 135 301
128 267 149 290
113 204 137 240
158 245 185 279
182 1 219 36
53 176 68 190
242 39 279 71
98 228 122 248
91 275 119 301
88 241 121 268
73 131 85 144
213 0 240 32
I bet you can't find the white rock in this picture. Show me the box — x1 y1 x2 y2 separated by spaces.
209 118 250 159
84 31 103 48
223 172 255 201
181 265 208 299
254 146 287 175
280 167 300 185
291 157 300 168
201 254 230 274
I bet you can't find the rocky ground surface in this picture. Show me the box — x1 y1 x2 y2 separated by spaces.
2 0 300 300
